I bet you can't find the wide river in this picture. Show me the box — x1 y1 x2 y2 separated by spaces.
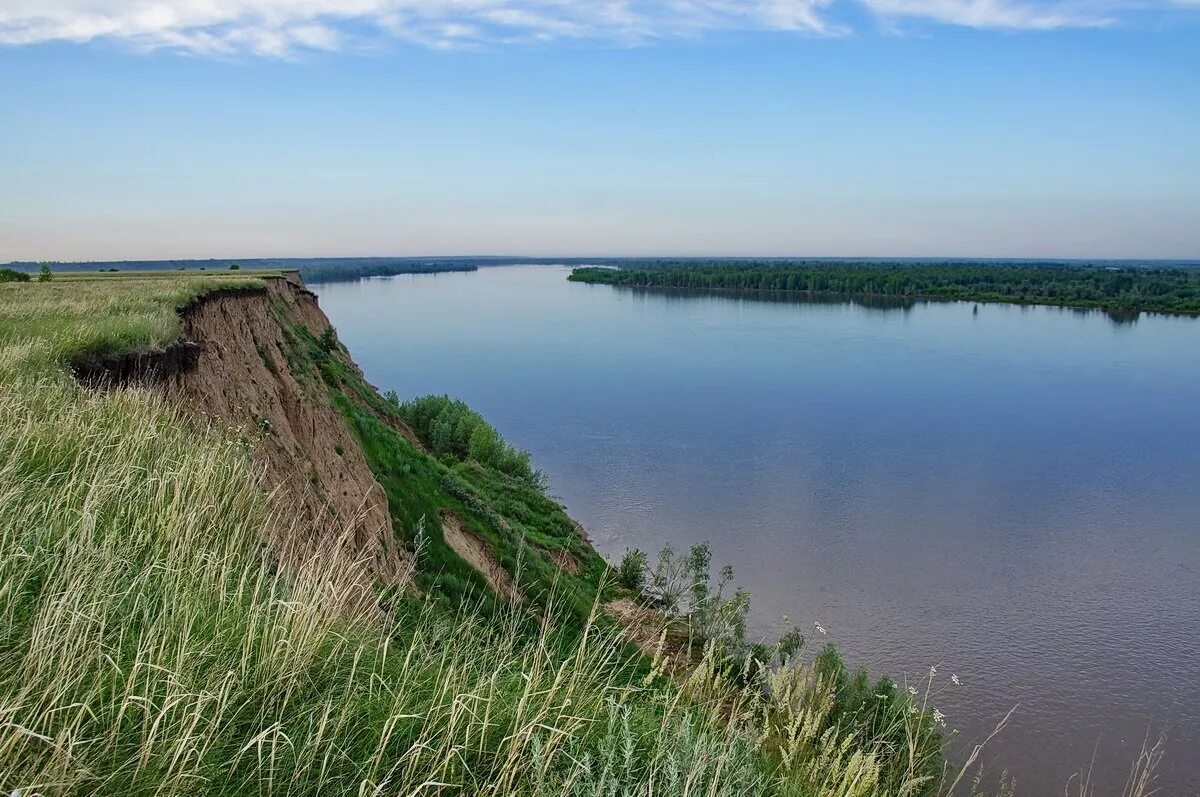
313 265 1200 793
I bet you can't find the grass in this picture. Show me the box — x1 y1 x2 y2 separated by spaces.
0 270 277 365
276 313 610 627
0 272 1166 795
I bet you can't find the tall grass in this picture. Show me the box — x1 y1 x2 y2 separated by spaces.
0 352 645 794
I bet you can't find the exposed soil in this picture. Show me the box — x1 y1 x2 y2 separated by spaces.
440 510 523 603
604 598 690 671
542 546 581 575
165 275 412 585
68 270 599 601
71 339 200 387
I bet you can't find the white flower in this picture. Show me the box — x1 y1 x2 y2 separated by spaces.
929 665 937 676
814 621 826 635
908 686 918 696
933 708 947 727
951 674 961 686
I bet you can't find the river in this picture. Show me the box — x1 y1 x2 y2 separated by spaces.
313 265 1200 793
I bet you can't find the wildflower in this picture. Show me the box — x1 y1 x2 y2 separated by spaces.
908 686 918 696
933 708 947 727
814 621 826 635
951 674 961 686
929 665 937 676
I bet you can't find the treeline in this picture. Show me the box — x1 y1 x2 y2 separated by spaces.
0 257 481 283
568 262 1200 314
296 259 477 282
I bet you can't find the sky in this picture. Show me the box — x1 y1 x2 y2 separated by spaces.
1 1 1198 261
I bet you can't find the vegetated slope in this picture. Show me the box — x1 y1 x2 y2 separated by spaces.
568 262 1200 315
0 271 967 796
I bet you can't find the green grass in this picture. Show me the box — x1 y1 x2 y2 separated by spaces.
5 271 1153 796
0 270 277 365
277 315 609 627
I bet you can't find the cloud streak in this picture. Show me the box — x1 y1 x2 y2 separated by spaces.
0 0 1193 55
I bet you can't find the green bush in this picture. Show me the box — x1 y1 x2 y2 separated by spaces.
400 394 546 488
0 268 30 283
617 548 648 591
37 263 53 282
318 326 339 353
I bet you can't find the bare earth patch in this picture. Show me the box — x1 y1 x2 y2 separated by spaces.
168 275 412 587
604 598 690 671
544 546 581 575
440 510 523 603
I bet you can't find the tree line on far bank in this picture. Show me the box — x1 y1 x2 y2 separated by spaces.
568 262 1200 315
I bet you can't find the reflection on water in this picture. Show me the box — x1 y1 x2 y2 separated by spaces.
624 285 920 314
622 283 1156 325
313 265 1200 794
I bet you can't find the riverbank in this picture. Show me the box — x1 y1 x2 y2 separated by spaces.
567 262 1200 316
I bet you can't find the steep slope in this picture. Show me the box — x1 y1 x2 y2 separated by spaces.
165 274 411 585
131 272 607 621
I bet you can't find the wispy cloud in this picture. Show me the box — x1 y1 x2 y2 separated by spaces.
858 0 1118 30
0 0 1192 55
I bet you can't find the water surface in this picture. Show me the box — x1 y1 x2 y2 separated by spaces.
314 265 1200 793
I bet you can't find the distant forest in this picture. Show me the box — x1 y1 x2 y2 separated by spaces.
0 257 488 283
568 262 1200 315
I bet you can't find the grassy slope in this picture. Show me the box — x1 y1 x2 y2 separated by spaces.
0 272 960 796
274 309 610 629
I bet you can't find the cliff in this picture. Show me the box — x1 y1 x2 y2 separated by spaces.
166 274 411 585
89 271 605 616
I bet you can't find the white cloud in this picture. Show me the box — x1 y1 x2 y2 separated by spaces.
0 0 839 55
858 0 1117 29
0 0 1193 54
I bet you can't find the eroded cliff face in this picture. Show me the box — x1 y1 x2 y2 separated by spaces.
71 271 603 610
165 274 411 585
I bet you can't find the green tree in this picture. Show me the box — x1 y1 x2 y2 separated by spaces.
37 263 53 282
318 326 339 353
616 548 647 591
0 268 30 283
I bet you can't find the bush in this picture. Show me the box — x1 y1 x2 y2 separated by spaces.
400 394 545 488
0 268 30 283
37 263 53 282
319 326 339 353
617 548 648 591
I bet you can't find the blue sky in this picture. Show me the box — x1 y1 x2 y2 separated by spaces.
1 1 1198 261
